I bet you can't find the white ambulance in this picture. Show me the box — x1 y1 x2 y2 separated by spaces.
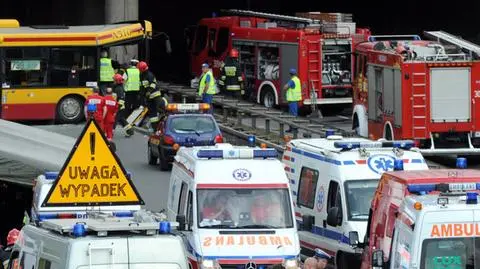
365 167 480 269
7 210 189 269
30 171 141 224
282 136 428 268
167 143 301 269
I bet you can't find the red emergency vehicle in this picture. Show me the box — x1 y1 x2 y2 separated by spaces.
187 10 370 110
352 31 480 155
360 159 480 269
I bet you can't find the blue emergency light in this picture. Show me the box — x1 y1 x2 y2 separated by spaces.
112 211 134 218
247 135 256 147
45 172 59 180
407 184 437 193
253 149 278 158
87 103 97 113
73 223 86 237
466 192 478 204
408 183 480 194
159 221 171 234
196 148 278 159
333 140 414 150
326 129 335 137
394 159 404 171
457 157 467 169
197 150 224 159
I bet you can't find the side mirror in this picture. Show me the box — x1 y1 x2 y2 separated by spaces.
176 215 186 231
301 215 314 231
165 39 172 54
372 250 384 268
349 231 359 247
327 207 341 227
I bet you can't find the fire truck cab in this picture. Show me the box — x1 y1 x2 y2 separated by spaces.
360 159 480 269
188 10 370 111
352 31 480 155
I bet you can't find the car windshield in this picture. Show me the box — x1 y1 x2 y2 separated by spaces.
197 188 294 229
169 116 216 134
344 179 379 221
420 237 480 269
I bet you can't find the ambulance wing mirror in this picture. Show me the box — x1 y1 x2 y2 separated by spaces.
176 215 186 231
372 249 385 269
326 207 342 227
348 231 359 247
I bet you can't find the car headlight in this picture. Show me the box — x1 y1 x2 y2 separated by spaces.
201 259 220 269
283 258 298 269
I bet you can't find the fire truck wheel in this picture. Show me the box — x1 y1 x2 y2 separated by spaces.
261 86 276 108
384 124 393 141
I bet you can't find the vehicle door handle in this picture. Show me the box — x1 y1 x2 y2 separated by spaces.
323 220 327 228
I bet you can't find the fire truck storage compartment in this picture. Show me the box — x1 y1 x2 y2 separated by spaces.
367 65 402 125
430 68 471 123
322 39 352 89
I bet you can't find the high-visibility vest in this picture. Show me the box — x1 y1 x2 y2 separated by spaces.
287 76 302 102
198 70 216 95
125 67 140 92
99 58 115 82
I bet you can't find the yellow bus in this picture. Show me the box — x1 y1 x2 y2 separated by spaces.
0 19 152 123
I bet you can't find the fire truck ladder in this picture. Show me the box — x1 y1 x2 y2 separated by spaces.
411 71 428 138
424 31 480 58
221 9 318 24
307 39 322 117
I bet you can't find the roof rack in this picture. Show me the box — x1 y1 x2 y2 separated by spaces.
39 210 172 237
222 9 317 24
424 30 480 58
368 35 421 42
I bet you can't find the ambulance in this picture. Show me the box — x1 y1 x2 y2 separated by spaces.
7 210 189 269
167 141 301 269
282 135 428 269
30 171 141 224
362 159 480 269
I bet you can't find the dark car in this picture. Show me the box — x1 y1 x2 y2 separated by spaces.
147 104 223 170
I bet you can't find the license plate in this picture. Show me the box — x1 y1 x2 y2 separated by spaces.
449 183 477 191
177 104 199 110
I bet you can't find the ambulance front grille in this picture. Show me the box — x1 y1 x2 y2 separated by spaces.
220 263 282 269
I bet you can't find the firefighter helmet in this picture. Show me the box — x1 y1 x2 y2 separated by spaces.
7 228 20 246
229 48 239 58
137 61 149 72
113 73 124 84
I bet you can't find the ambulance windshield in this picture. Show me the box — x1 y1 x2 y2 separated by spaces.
420 237 480 269
344 179 378 221
197 188 293 229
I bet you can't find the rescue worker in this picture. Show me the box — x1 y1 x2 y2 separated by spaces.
201 195 231 221
283 68 302 132
198 63 216 113
98 49 120 96
124 59 141 115
103 87 119 141
137 61 167 130
84 87 106 131
112 74 133 137
0 229 20 269
313 249 330 269
303 257 318 269
219 49 243 99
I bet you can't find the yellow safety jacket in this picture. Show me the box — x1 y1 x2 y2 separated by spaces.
287 76 302 102
125 67 140 92
99 57 115 82
198 70 216 95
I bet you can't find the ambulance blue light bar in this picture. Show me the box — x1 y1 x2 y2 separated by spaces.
196 148 278 159
407 183 480 193
333 140 414 150
37 211 134 221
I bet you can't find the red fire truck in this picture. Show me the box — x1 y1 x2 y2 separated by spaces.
352 31 480 155
187 10 370 111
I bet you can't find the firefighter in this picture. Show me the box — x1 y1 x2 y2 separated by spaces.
124 59 141 115
84 87 106 131
219 49 244 99
103 87 119 141
137 61 165 130
283 68 302 132
98 49 120 96
0 229 20 269
112 74 133 137
198 63 216 113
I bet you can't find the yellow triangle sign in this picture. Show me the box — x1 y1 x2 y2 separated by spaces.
43 119 144 207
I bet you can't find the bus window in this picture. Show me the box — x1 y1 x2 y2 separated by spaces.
4 48 49 87
194 25 208 55
216 27 230 56
50 47 97 87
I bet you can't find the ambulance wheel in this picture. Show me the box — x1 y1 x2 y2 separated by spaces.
56 95 84 123
147 144 158 165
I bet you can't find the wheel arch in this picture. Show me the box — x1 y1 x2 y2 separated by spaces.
256 81 279 105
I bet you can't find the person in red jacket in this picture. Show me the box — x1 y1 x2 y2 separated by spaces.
84 87 106 131
103 87 119 141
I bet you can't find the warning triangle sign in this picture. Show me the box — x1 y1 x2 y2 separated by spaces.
43 119 144 207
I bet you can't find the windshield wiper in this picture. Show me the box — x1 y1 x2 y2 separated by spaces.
177 128 200 136
236 224 277 229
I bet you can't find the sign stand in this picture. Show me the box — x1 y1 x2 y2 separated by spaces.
42 117 144 207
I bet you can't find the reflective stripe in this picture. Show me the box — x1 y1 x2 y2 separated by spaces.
99 58 115 82
238 76 243 81
149 83 156 88
149 91 161 99
149 116 160 122
118 100 125 105
226 85 241 90
218 80 225 85
221 76 226 80
125 67 140 92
